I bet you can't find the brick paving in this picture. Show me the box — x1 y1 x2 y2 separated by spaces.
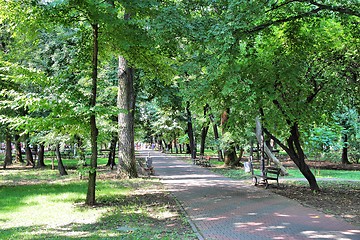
138 150 360 240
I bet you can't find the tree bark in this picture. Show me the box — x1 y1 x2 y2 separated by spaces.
117 55 138 178
14 133 23 163
4 131 12 168
173 135 178 154
55 144 68 176
255 117 288 175
107 134 117 169
221 108 237 166
86 23 99 206
186 101 196 159
158 138 164 151
200 104 210 156
208 108 223 161
77 136 86 165
341 133 350 164
24 134 34 167
37 143 46 168
264 123 320 191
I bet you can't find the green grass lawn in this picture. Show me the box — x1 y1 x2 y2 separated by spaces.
0 163 196 240
208 159 360 182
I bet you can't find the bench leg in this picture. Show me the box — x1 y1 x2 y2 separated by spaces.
265 179 269 189
253 176 258 186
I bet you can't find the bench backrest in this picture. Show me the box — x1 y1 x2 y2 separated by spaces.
265 167 281 175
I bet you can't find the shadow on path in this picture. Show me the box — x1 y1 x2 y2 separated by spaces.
137 150 360 240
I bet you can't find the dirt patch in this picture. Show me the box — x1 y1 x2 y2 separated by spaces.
266 160 360 226
269 181 360 226
282 160 360 170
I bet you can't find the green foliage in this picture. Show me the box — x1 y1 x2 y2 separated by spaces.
304 123 342 154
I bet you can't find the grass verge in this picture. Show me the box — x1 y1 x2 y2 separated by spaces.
0 165 197 240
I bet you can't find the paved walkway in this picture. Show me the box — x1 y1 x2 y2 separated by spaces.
138 150 360 240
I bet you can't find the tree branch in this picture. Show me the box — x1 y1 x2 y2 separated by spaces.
306 0 360 17
263 127 291 153
235 1 359 37
265 0 298 13
239 8 322 35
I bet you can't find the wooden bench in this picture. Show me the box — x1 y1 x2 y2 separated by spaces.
253 166 281 189
193 156 211 167
99 149 111 158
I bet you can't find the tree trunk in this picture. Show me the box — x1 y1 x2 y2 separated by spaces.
287 123 319 191
76 136 86 166
107 134 117 169
86 23 99 206
179 143 183 154
117 55 138 178
186 101 196 159
32 144 38 166
264 122 319 191
14 133 23 163
200 104 210 156
158 138 164 151
4 131 12 168
255 118 266 175
37 143 46 168
55 144 68 176
173 135 178 154
224 146 237 166
341 133 350 164
221 108 237 166
24 134 34 167
168 141 173 153
256 117 288 175
208 108 223 161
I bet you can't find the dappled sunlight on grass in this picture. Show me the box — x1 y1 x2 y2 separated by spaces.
0 167 79 185
0 182 108 230
0 172 197 240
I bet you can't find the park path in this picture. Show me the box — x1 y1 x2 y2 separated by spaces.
137 150 360 240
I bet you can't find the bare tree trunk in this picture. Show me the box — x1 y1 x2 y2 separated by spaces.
341 133 350 164
75 136 86 166
4 131 12 168
186 101 196 159
55 144 68 176
158 138 164 151
173 135 178 154
255 118 266 175
24 133 34 167
255 117 288 175
208 107 223 161
117 55 137 178
14 133 23 163
37 143 46 168
107 134 117 169
221 108 237 166
200 104 210 156
264 122 319 191
86 23 99 206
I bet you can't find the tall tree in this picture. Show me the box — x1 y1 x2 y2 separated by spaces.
199 104 210 156
4 130 12 168
186 101 196 159
86 22 99 205
117 56 137 178
55 143 68 176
